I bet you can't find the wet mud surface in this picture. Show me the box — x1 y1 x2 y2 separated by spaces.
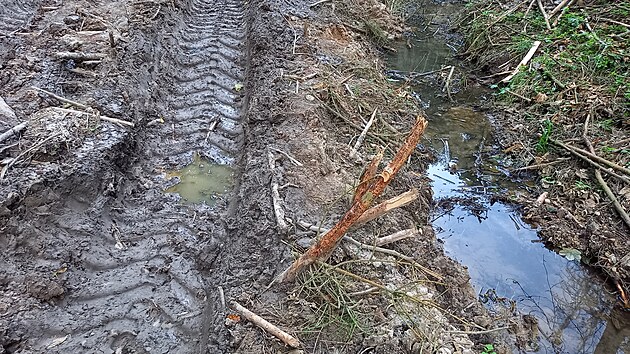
0 0 280 352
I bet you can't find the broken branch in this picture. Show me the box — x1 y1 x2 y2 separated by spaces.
375 227 420 246
51 107 135 128
537 0 552 30
355 188 419 225
352 148 384 205
501 41 541 83
278 115 428 282
55 51 107 61
0 122 28 144
349 108 378 159
230 301 300 348
268 150 289 232
551 139 630 178
582 114 630 229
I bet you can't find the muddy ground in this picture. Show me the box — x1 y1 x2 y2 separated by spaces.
0 0 530 353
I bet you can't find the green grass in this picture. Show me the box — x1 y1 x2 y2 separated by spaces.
296 265 371 340
536 119 553 154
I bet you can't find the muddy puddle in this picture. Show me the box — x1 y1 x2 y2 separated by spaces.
165 153 234 204
386 5 630 352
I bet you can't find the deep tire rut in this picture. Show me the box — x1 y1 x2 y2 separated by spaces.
4 0 249 352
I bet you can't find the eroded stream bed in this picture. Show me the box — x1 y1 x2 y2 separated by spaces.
386 3 630 352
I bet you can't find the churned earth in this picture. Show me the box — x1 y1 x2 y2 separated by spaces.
0 0 521 353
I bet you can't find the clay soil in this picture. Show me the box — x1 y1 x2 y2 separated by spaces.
0 0 521 353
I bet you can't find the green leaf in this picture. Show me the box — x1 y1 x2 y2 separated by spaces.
233 82 244 92
559 248 582 262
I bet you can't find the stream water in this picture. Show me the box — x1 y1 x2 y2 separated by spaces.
386 4 630 352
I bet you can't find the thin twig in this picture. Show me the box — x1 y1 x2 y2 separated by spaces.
375 227 420 246
268 151 289 232
1 133 61 179
269 147 303 167
582 114 630 229
551 141 630 184
447 327 509 335
349 108 378 159
537 0 552 30
32 86 89 110
549 0 572 18
309 0 331 7
551 139 630 177
52 107 134 128
443 66 455 102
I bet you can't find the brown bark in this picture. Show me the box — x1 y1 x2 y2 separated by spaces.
279 115 428 283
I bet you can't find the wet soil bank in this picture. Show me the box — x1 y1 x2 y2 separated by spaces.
0 0 500 353
386 0 629 352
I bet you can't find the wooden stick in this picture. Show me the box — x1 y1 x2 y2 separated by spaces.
551 139 630 177
51 107 135 128
342 236 443 280
505 89 532 102
0 122 28 144
268 151 289 231
279 115 428 282
355 188 419 225
549 0 571 18
443 66 455 102
537 0 552 30
230 301 300 348
601 18 630 29
375 227 420 246
31 86 89 110
55 51 107 61
269 147 303 167
582 115 630 229
552 0 574 27
288 218 442 280
550 140 630 184
502 41 541 83
349 108 378 159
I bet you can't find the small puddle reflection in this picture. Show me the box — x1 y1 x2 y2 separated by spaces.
165 153 233 205
386 18 629 353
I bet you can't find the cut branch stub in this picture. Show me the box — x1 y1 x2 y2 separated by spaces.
279 114 428 283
